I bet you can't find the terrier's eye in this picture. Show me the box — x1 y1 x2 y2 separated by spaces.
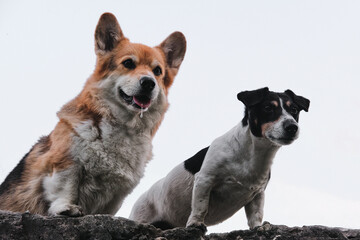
153 66 162 76
122 59 136 69
263 105 273 113
290 106 298 115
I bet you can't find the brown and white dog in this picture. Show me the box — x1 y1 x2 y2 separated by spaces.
0 13 186 216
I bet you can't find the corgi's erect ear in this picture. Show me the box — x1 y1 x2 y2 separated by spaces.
158 32 187 73
95 13 124 55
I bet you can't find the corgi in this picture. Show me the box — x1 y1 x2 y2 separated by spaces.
0 12 186 216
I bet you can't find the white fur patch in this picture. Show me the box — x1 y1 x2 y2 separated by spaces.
69 116 155 214
43 169 78 215
130 123 280 228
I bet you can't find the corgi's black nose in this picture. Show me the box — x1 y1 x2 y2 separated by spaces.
284 121 298 135
140 77 155 92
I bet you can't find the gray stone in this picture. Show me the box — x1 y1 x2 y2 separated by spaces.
0 211 359 240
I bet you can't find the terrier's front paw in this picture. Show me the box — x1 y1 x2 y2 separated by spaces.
186 221 207 234
256 221 272 231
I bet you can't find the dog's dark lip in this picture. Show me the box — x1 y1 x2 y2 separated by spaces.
119 89 133 104
269 135 295 144
119 88 151 109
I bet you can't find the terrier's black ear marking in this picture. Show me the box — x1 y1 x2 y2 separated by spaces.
237 87 269 107
95 13 124 55
285 89 310 112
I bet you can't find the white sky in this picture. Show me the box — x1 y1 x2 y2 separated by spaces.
0 0 359 233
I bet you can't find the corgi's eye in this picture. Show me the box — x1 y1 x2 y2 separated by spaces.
153 66 162 76
122 59 136 69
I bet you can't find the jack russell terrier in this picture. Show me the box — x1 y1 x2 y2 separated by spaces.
129 87 310 231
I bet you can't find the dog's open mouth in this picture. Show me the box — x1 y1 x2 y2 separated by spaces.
119 89 151 109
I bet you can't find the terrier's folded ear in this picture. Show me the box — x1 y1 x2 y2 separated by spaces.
284 90 310 112
237 87 269 107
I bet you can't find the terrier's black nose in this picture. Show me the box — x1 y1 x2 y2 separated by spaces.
140 77 155 92
284 121 298 135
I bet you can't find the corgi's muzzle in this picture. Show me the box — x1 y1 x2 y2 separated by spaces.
118 76 156 109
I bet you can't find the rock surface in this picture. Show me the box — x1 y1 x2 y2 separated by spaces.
0 211 359 240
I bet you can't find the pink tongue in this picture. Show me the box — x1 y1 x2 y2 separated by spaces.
133 96 151 109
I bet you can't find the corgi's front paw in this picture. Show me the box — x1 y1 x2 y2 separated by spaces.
49 203 84 217
59 204 84 217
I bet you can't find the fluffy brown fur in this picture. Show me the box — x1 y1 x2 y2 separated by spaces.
0 12 186 216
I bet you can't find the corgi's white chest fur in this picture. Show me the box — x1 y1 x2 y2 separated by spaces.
72 118 152 214
73 118 151 176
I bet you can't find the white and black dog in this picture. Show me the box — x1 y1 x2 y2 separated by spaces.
129 87 310 231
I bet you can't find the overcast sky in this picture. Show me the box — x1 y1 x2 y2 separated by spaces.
0 0 359 233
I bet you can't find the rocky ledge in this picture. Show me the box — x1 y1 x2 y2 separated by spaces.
0 211 359 240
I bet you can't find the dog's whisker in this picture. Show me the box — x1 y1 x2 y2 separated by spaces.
236 180 245 187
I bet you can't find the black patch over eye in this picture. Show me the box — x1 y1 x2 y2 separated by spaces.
153 66 162 76
122 59 136 69
263 105 274 113
290 106 298 115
